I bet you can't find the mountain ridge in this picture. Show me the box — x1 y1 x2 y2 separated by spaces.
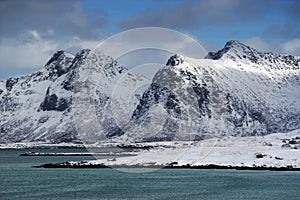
118 41 300 142
0 48 146 143
206 40 300 70
1 40 300 144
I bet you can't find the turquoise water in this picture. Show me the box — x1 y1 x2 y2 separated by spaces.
1 149 300 200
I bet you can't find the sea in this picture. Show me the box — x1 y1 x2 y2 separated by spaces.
0 148 300 200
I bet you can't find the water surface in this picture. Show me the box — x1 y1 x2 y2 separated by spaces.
1 149 300 200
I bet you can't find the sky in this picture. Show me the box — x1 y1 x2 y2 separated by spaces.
0 0 299 80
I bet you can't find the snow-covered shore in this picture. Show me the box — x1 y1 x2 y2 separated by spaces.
0 142 85 149
0 142 129 149
34 130 300 170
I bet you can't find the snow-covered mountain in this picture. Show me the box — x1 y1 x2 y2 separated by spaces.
0 49 148 143
1 40 300 144
119 40 300 142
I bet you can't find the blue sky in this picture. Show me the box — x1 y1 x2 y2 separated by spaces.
0 0 299 79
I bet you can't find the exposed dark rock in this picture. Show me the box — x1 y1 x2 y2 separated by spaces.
255 153 267 159
38 116 49 124
166 54 184 66
6 77 18 91
39 88 71 112
44 50 74 78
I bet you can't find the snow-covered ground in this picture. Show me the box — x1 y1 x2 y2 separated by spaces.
0 142 84 149
84 130 300 169
3 130 300 170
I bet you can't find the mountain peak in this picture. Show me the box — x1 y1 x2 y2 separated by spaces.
205 40 300 69
69 49 91 68
44 51 74 78
205 40 257 60
224 40 251 49
166 54 185 67
74 49 91 58
45 51 74 67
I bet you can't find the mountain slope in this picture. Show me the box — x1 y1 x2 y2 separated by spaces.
119 41 300 142
0 50 148 143
1 40 300 144
0 51 75 143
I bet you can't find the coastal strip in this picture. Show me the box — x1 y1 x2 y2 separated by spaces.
21 152 137 156
33 162 300 171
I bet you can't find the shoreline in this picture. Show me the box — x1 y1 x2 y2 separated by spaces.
33 163 300 171
20 152 137 156
4 132 300 171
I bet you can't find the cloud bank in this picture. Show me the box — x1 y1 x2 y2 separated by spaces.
0 0 299 79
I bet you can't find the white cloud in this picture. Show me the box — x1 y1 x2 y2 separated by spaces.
1 32 299 80
0 0 106 40
281 39 300 56
0 28 209 80
93 27 207 60
242 37 300 56
28 30 41 41
0 39 56 69
242 37 274 52
0 31 102 79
